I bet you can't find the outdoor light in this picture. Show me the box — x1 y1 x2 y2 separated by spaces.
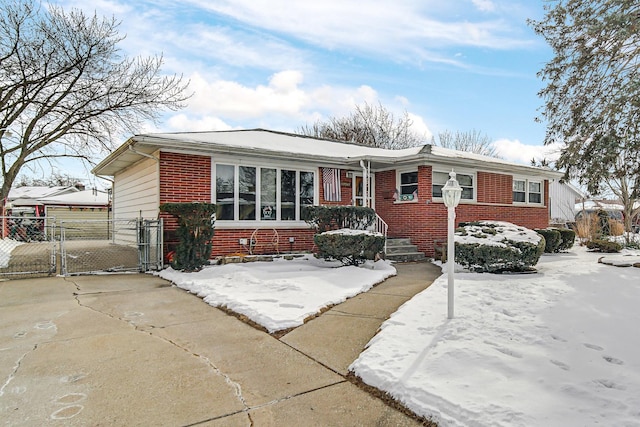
442 170 462 319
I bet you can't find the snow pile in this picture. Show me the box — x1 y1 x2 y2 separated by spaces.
158 255 396 333
455 220 543 247
0 238 23 268
350 245 640 426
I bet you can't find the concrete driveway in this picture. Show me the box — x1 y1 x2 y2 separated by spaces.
0 263 441 426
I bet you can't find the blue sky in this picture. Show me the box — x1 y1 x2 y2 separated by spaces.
52 0 564 176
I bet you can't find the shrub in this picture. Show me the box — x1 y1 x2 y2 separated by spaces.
314 229 385 266
302 205 376 232
160 202 216 272
585 239 622 253
556 228 576 252
455 221 545 273
535 228 561 253
596 209 611 236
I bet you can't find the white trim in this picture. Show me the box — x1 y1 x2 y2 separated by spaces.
212 160 317 223
512 176 544 206
432 168 477 203
352 172 376 209
395 168 419 204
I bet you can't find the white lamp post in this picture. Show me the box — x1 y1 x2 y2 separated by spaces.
442 170 462 319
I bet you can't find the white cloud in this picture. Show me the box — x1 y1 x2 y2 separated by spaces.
471 0 497 12
165 114 233 132
408 113 434 142
492 138 563 165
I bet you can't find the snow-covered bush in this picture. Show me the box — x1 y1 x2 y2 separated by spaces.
314 229 385 266
455 221 545 273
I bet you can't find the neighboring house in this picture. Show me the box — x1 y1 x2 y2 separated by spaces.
92 129 562 258
549 180 586 225
4 185 110 240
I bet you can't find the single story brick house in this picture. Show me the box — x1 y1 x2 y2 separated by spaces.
92 129 563 258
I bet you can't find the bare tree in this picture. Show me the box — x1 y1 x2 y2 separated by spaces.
0 1 190 202
435 129 500 158
297 102 426 149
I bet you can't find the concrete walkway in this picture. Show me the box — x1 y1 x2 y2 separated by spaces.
0 262 441 426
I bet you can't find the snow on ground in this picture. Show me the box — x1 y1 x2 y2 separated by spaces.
157 255 396 333
350 245 640 427
0 238 23 268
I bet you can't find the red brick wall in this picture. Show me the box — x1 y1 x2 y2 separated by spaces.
375 166 551 257
477 171 512 204
319 168 353 205
157 154 551 259
159 159 347 258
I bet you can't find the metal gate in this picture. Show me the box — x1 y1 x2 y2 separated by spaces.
138 218 163 273
0 216 56 279
59 218 164 275
0 217 164 278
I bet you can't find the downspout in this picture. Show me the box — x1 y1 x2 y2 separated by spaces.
360 160 368 208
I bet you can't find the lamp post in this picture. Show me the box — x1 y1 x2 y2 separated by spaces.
442 170 462 319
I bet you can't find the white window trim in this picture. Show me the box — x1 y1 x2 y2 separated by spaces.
513 177 544 205
432 169 477 203
395 168 419 204
212 162 318 227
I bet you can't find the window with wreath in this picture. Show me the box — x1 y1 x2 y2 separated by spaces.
215 164 315 221
432 171 474 200
396 170 418 201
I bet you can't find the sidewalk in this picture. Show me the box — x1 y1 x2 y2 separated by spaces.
0 262 441 426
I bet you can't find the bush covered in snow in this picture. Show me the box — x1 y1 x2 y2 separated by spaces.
455 221 545 273
314 229 385 266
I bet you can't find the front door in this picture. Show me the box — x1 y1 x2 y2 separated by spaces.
352 173 375 208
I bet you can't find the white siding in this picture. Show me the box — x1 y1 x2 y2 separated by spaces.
549 181 582 222
113 156 159 220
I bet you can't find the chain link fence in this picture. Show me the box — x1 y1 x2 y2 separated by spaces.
0 217 163 278
0 217 56 278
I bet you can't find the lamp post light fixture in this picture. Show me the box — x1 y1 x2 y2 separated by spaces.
442 170 462 319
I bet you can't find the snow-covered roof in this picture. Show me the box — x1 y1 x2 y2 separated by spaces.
8 186 78 201
38 189 109 206
575 199 625 212
93 128 563 179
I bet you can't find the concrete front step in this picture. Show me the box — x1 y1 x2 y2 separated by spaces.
385 252 427 262
385 238 427 262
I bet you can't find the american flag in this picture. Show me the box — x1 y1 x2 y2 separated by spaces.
322 168 341 201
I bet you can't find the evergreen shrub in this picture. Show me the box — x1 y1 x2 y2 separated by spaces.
556 228 576 251
314 230 385 266
585 239 622 253
302 205 376 232
455 221 545 273
160 202 216 271
535 228 561 253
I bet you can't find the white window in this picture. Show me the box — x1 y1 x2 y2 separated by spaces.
214 164 316 222
513 178 543 204
396 170 418 202
432 171 475 201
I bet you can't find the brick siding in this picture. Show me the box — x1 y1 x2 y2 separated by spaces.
158 152 551 259
375 166 550 257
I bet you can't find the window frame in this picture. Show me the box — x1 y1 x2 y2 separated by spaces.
395 168 419 203
431 169 476 203
512 177 544 205
213 161 317 226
